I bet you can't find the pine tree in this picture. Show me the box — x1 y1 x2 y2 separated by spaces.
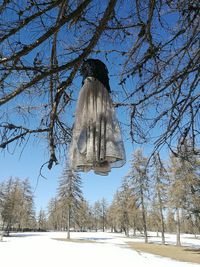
147 199 161 235
119 176 130 236
0 183 4 230
152 153 169 244
107 194 120 233
166 209 176 233
100 198 108 232
129 149 149 243
1 177 15 235
57 163 83 239
92 201 102 232
168 140 200 246
47 197 63 230
115 176 137 236
38 209 47 231
76 199 91 231
17 178 36 230
168 155 186 246
179 141 200 230
107 181 142 235
109 191 128 233
0 177 36 235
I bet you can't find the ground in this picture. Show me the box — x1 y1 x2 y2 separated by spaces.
0 231 200 267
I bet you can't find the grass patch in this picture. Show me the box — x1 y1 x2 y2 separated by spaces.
127 242 200 264
52 238 96 244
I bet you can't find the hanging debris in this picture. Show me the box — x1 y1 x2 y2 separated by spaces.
69 59 126 175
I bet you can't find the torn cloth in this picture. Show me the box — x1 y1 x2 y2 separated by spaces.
69 77 126 175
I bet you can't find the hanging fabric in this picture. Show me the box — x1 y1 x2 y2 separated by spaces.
69 59 126 175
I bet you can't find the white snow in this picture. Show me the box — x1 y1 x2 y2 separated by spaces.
0 231 200 267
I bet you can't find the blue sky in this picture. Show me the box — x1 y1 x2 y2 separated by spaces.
0 107 167 215
0 1 175 215
0 127 135 215
0 31 140 215
0 60 167 215
0 63 167 215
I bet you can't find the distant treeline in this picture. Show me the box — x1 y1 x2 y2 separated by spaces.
1 144 200 245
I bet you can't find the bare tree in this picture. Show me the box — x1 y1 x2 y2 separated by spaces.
0 0 199 167
0 0 118 168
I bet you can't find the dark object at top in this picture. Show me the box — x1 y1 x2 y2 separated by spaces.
80 59 111 93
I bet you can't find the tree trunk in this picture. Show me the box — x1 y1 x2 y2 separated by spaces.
142 206 148 243
126 227 129 237
176 208 181 246
133 227 136 236
95 218 98 232
156 171 166 244
133 219 136 236
67 207 71 239
160 212 165 244
6 221 11 236
158 191 165 244
102 207 105 232
141 188 148 243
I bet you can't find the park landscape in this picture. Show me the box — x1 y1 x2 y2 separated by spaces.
1 230 200 267
0 0 200 266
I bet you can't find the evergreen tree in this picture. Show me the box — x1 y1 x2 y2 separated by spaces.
179 141 200 228
38 209 47 231
168 140 200 246
107 194 120 233
129 149 149 243
92 201 102 232
76 199 91 231
17 178 36 230
100 198 108 232
166 209 176 233
168 155 186 246
119 176 131 236
148 199 162 236
57 163 83 239
0 177 36 235
113 176 137 236
152 153 169 244
47 197 61 230
107 180 142 235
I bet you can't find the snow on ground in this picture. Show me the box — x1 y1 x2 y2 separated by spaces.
127 231 200 248
0 231 200 267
